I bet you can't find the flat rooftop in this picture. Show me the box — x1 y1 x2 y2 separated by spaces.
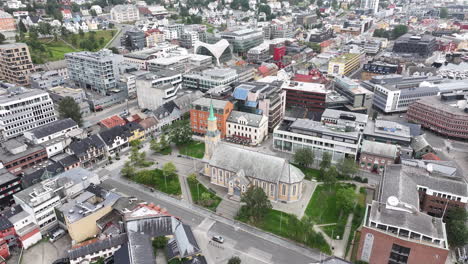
281 81 329 93
321 109 368 124
278 118 360 140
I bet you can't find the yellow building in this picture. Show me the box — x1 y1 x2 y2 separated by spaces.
125 122 145 142
328 53 363 76
58 190 120 243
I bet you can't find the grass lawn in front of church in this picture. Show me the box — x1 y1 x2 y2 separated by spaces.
178 141 205 159
293 164 321 180
133 169 182 196
187 178 221 211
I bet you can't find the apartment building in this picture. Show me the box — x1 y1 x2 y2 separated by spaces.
0 169 21 207
361 61 399 81
226 111 268 145
65 49 124 95
392 34 437 57
190 98 234 138
328 53 364 76
0 87 56 141
29 70 67 89
0 43 34 86
110 4 140 23
136 70 182 110
183 68 238 92
120 30 145 51
363 119 412 146
407 93 468 140
0 11 15 32
273 118 362 163
281 81 329 112
220 29 264 54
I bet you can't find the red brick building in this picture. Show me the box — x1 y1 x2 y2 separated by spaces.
0 138 48 176
359 140 399 174
281 81 328 112
190 98 233 138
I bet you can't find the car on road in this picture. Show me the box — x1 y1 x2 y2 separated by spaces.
212 235 224 243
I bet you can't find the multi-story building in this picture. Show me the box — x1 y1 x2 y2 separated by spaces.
360 0 379 13
29 70 67 89
0 137 48 176
307 28 334 43
4 204 43 249
120 29 145 51
392 34 437 57
183 68 238 92
321 109 368 131
0 169 21 206
361 61 399 81
0 11 15 32
0 87 56 141
332 76 374 113
273 118 361 163
407 93 468 140
356 159 467 264
294 13 318 27
328 53 364 76
281 81 329 112
180 31 199 49
190 98 234 138
263 22 294 40
220 29 264 54
65 49 124 95
136 70 182 110
226 111 268 145
68 134 106 168
0 43 34 86
359 140 398 174
23 118 79 145
110 4 140 23
48 86 90 117
363 119 411 146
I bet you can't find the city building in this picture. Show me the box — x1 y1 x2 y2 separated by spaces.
359 140 399 174
110 4 140 23
363 120 411 146
68 234 127 264
67 134 106 168
411 135 434 159
183 68 238 92
190 98 233 138
0 137 48 176
226 111 268 145
0 11 15 32
65 49 124 95
392 34 437 57
263 22 294 40
0 169 21 207
0 43 34 86
135 70 182 110
332 76 374 113
361 61 399 81
321 109 368 131
273 118 362 163
360 0 379 13
281 81 329 113
120 29 146 51
98 126 131 155
4 205 42 249
328 53 364 76
220 29 264 54
29 70 67 89
180 31 199 49
0 87 56 141
23 118 79 145
203 105 305 202
294 13 318 27
406 93 468 140
153 91 203 131
356 159 467 264
307 28 334 43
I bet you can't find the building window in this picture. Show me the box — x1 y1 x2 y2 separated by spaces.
282 184 286 195
242 185 246 192
389 244 411 264
292 185 297 196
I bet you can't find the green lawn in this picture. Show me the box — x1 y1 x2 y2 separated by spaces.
133 169 181 196
293 164 321 180
345 187 367 256
178 141 205 159
236 209 331 254
187 178 221 211
304 183 356 239
159 147 172 155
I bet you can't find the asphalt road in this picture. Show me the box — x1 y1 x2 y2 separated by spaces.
107 24 134 48
82 99 138 128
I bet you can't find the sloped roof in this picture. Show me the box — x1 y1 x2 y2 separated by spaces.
29 118 77 139
68 234 127 260
69 134 106 156
361 140 398 158
100 115 126 129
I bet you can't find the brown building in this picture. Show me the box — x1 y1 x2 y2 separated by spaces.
359 140 399 174
407 93 468 140
281 81 329 112
356 160 467 264
0 11 15 32
0 43 34 86
0 137 48 176
190 98 233 138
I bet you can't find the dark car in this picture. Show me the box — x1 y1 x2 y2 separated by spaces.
52 258 70 264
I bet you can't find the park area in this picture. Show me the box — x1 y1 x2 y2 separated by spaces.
132 169 181 196
187 176 221 211
178 141 205 159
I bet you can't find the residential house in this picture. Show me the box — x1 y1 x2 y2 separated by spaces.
411 134 434 159
98 126 131 155
124 122 145 142
359 140 399 174
4 205 42 249
68 135 106 168
68 234 127 264
138 117 158 137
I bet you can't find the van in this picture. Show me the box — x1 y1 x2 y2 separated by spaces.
49 229 66 242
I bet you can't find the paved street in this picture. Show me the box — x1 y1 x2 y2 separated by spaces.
82 99 138 128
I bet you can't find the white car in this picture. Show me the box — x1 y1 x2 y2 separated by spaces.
212 235 224 243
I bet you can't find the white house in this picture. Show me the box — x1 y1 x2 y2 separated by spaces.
7 207 42 249
226 111 268 145
90 5 103 14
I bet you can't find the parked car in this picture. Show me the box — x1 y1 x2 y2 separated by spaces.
49 228 66 242
212 235 224 243
52 258 70 264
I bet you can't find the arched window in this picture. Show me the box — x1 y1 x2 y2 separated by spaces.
270 184 275 196
292 185 297 196
242 185 246 192
282 184 286 195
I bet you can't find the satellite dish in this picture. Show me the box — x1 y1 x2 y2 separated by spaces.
387 196 399 207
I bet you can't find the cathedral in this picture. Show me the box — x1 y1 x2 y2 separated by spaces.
202 102 305 203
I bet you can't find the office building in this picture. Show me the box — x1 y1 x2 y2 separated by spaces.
263 22 294 40
361 61 399 81
0 11 15 32
135 70 182 110
110 4 139 23
183 68 238 92
120 29 145 51
180 31 199 49
0 43 34 86
363 120 411 146
0 169 21 206
328 53 364 76
0 137 48 176
359 140 398 174
29 70 67 89
307 28 334 43
0 87 56 141
226 111 268 145
321 109 368 131
360 0 379 13
294 14 318 27
392 34 437 57
220 29 264 54
407 93 468 140
194 39 232 66
332 76 374 112
273 118 362 163
66 49 124 95
190 98 234 138
281 81 329 112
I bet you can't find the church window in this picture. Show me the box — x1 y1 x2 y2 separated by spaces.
270 184 274 196
229 181 233 187
293 185 297 196
282 185 286 195
212 167 217 178
242 185 246 192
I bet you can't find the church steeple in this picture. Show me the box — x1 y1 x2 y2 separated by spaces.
204 100 220 160
208 101 217 122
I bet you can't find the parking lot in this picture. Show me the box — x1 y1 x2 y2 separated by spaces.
7 235 71 264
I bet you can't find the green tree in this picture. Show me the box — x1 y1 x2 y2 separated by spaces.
445 208 468 247
319 152 332 171
227 256 241 264
121 161 136 178
109 47 119 54
167 120 192 145
391 25 408 40
258 4 271 16
439 7 448 19
187 173 197 184
293 148 315 167
152 236 168 249
58 97 82 126
71 3 80 12
0 33 5 44
317 0 323 6
337 158 358 178
79 28 85 37
130 139 142 148
18 20 27 33
336 187 357 214
162 162 177 178
240 186 272 223
323 166 338 187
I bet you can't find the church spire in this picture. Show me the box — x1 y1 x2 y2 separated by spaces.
208 100 217 121
204 100 220 160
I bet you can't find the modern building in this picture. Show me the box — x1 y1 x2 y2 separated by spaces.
361 61 399 81
356 159 467 264
136 70 182 110
180 31 199 49
307 28 334 43
190 98 234 138
263 22 294 40
332 76 374 112
203 105 305 202
406 93 468 140
281 81 328 113
363 120 411 146
0 137 48 176
273 118 362 163
29 70 67 89
220 29 264 54
4 205 42 249
0 169 21 207
120 29 146 51
294 13 318 27
359 140 399 174
0 11 15 32
0 87 56 141
392 34 437 57
183 68 238 92
328 53 364 76
321 109 368 131
110 4 140 23
360 0 379 13
65 49 124 95
226 111 268 145
0 43 34 86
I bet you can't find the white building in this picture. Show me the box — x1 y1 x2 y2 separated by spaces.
68 234 127 264
110 4 140 23
320 109 369 132
360 0 380 13
135 70 182 110
226 111 268 145
23 118 80 145
90 5 103 14
7 207 42 249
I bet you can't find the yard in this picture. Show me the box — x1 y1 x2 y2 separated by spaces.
346 187 367 257
293 164 321 180
187 178 221 211
133 169 181 196
304 183 356 240
178 141 205 159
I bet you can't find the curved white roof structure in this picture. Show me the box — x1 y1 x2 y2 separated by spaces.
194 39 232 66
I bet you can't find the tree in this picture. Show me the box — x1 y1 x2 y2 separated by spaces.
90 9 98 17
258 4 271 16
71 2 80 12
79 28 85 37
58 97 82 126
294 148 315 167
372 111 378 120
332 0 338 10
240 186 272 223
187 173 197 184
445 208 468 247
319 152 332 171
391 25 408 40
336 187 357 214
227 256 241 264
167 120 192 145
121 161 136 178
337 158 358 178
109 47 119 54
162 162 177 178
440 7 448 19
323 166 338 187
152 236 168 249
18 20 27 33
0 33 5 44
317 0 323 6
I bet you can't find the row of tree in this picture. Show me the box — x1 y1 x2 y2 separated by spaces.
150 119 193 154
373 25 408 40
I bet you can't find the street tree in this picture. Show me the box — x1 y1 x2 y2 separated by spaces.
18 20 27 33
162 162 177 178
240 186 272 223
446 208 468 247
294 148 315 168
167 120 192 145
58 97 83 126
337 158 359 178
0 33 5 44
336 187 357 214
227 256 241 264
320 152 332 171
440 7 448 19
121 161 135 178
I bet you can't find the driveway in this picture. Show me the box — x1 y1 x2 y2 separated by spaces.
18 235 71 264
